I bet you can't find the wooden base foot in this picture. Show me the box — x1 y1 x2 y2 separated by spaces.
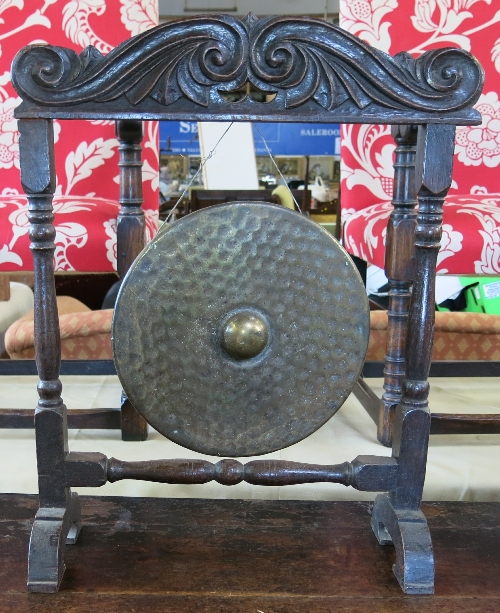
371 493 434 594
27 492 81 593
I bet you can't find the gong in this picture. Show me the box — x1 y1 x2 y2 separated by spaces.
112 202 369 457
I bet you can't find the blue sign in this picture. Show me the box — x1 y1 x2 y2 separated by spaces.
160 122 340 156
252 123 340 156
160 121 201 155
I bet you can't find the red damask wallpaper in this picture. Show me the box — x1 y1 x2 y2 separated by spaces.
340 1 500 275
0 0 159 272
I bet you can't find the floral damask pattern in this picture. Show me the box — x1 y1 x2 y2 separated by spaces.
344 197 500 274
341 0 398 52
409 0 495 51
455 92 500 167
343 201 393 262
0 0 159 272
120 0 158 35
454 198 500 273
103 218 118 269
0 96 19 169
341 123 394 211
64 137 119 195
437 224 464 272
0 196 114 270
62 0 114 53
340 1 500 274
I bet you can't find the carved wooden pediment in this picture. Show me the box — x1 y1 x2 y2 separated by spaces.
12 14 483 124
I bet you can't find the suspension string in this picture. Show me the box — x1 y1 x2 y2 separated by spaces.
254 126 302 213
163 122 235 227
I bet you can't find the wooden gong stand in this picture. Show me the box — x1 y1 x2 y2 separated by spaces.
351 125 500 447
0 119 148 441
11 14 483 595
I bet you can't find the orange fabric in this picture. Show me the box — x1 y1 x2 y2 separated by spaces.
8 303 499 362
14 296 91 326
5 297 112 360
367 311 500 361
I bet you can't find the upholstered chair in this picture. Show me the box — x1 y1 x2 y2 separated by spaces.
0 0 159 360
339 1 500 444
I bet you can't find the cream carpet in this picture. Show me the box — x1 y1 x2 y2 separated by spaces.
0 375 499 501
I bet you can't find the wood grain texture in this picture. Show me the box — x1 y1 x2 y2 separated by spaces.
390 124 456 512
189 189 311 213
18 118 81 592
352 377 381 425
379 125 418 447
114 121 149 442
115 120 145 278
12 16 483 124
19 118 68 509
0 408 121 430
1 495 500 611
430 413 500 435
104 456 397 491
11 12 486 595
120 393 148 442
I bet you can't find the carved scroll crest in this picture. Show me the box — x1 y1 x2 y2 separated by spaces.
12 14 484 116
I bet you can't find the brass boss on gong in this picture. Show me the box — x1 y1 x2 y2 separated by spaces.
112 202 370 457
220 309 269 360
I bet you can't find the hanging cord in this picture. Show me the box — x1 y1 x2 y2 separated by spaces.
162 122 235 227
254 126 302 213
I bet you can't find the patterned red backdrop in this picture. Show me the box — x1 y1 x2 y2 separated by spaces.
340 1 500 275
0 0 159 272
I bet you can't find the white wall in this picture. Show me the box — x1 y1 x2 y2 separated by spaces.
159 0 339 19
198 122 259 190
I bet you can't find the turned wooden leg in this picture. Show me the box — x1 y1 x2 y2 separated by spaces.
18 119 81 593
372 124 456 594
116 120 148 441
378 125 418 446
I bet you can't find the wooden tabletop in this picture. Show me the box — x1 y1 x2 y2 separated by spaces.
1 494 499 612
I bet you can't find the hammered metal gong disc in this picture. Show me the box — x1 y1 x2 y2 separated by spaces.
112 202 369 457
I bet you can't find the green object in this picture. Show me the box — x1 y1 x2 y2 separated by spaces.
462 278 500 315
319 222 337 237
438 277 500 314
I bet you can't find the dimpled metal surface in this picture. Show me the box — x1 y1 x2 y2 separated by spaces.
112 202 369 457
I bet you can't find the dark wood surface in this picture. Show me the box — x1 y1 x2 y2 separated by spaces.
0 408 120 430
189 189 312 213
379 125 418 445
102 456 397 490
353 379 500 436
1 494 500 612
53 273 118 311
114 120 149 441
11 12 486 595
12 16 483 125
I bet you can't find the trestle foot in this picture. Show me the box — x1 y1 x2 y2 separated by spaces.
27 492 81 593
371 493 434 594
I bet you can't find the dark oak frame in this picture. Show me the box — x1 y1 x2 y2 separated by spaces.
0 118 149 441
11 13 483 595
350 127 500 446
